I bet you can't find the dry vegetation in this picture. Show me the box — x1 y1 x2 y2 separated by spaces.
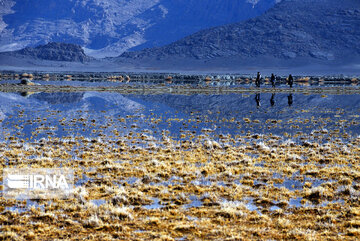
0 102 359 240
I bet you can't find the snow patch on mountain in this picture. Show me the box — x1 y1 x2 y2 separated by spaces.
246 0 260 7
0 0 14 32
158 5 168 18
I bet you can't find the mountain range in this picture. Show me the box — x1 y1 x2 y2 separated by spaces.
119 0 360 69
0 0 277 58
0 0 359 73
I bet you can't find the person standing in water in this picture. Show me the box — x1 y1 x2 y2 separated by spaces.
255 72 261 87
270 73 276 88
288 74 294 88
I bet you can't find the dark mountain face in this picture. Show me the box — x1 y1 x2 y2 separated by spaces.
0 0 277 58
4 42 92 62
121 0 360 65
128 0 277 51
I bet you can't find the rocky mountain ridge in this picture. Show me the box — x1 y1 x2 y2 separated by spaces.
120 0 360 66
1 42 92 62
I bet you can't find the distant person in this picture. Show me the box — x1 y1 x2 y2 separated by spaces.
255 93 261 107
270 93 275 107
255 72 261 88
288 74 294 88
270 73 276 88
288 94 293 106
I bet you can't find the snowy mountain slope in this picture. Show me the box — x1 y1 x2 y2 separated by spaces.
0 0 278 58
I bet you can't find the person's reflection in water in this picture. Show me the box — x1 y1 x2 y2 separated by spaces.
255 93 261 108
270 93 275 107
20 92 29 97
288 94 293 106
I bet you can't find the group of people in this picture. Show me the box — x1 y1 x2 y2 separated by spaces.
253 72 294 108
256 72 293 88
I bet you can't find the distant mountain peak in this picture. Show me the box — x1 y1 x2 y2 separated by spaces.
4 42 93 62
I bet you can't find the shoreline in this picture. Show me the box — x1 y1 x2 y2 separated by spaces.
1 70 360 81
1 84 360 95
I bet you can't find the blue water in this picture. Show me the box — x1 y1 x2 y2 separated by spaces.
0 90 359 142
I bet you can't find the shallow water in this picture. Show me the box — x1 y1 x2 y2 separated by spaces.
0 90 359 143
1 86 359 239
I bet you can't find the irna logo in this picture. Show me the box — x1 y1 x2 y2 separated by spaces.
3 168 73 199
7 174 69 189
